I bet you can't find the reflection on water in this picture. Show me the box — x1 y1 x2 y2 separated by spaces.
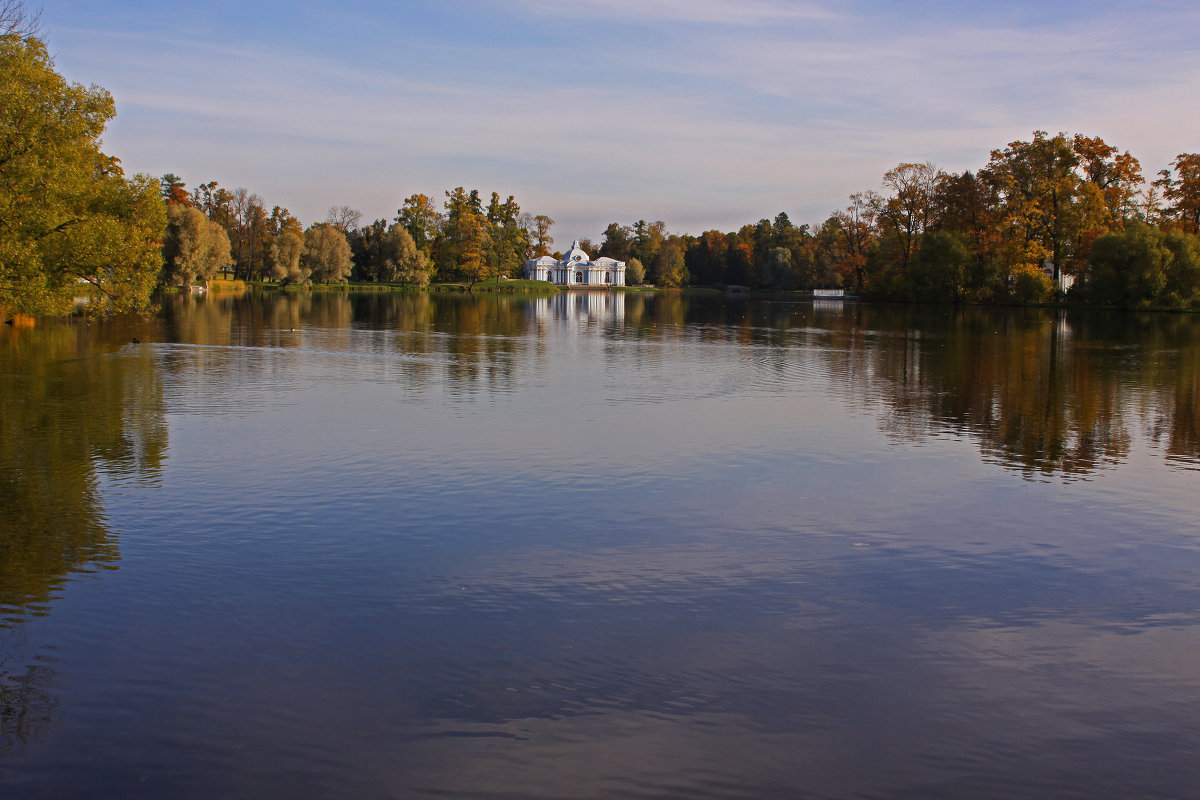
1 291 1200 798
0 319 165 758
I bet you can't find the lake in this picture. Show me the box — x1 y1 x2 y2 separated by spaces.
2 290 1199 799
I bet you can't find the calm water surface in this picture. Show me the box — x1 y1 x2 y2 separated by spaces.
2 291 1199 799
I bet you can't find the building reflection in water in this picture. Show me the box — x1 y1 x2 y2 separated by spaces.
531 291 625 331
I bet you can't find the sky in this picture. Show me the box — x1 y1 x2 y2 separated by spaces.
40 0 1200 240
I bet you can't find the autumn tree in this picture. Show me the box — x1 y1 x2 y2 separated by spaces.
268 205 302 238
983 132 1091 281
160 173 193 207
221 189 270 280
437 187 491 288
396 193 442 255
1155 154 1200 235
1072 134 1144 226
830 192 877 292
0 31 166 314
531 214 555 258
726 240 754 286
191 181 221 215
875 162 939 277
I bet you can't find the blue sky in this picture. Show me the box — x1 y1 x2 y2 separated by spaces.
41 0 1200 239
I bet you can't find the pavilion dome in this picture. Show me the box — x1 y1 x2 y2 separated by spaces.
563 240 590 265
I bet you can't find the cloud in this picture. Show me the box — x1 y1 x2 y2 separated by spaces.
515 0 838 26
44 1 1200 235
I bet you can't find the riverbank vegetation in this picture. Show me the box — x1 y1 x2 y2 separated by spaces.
3 0 1200 316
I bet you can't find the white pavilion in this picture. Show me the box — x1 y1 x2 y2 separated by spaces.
524 240 626 286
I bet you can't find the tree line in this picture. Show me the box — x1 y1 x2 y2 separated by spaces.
4 0 1200 315
157 183 540 292
157 129 1200 310
588 135 1200 308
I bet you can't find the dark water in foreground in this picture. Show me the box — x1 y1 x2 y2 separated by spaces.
2 290 1199 799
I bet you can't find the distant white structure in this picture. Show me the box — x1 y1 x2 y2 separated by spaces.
1042 260 1076 292
525 240 625 286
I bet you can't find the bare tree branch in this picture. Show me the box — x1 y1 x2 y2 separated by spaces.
1 1 43 38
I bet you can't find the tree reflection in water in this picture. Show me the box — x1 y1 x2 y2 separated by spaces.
0 318 165 756
609 295 1200 479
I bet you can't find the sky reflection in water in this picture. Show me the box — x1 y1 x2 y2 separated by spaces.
2 292 1199 799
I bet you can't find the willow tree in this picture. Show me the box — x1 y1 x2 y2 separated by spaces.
162 205 231 287
301 223 352 284
268 229 305 284
382 225 432 285
0 30 165 314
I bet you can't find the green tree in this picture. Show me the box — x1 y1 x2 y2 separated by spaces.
633 220 667 267
1082 221 1170 308
1161 230 1200 308
484 192 529 280
909 231 970 302
346 218 387 281
652 239 686 287
599 222 633 261
0 32 165 315
688 230 728 285
760 246 795 290
932 171 1004 298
